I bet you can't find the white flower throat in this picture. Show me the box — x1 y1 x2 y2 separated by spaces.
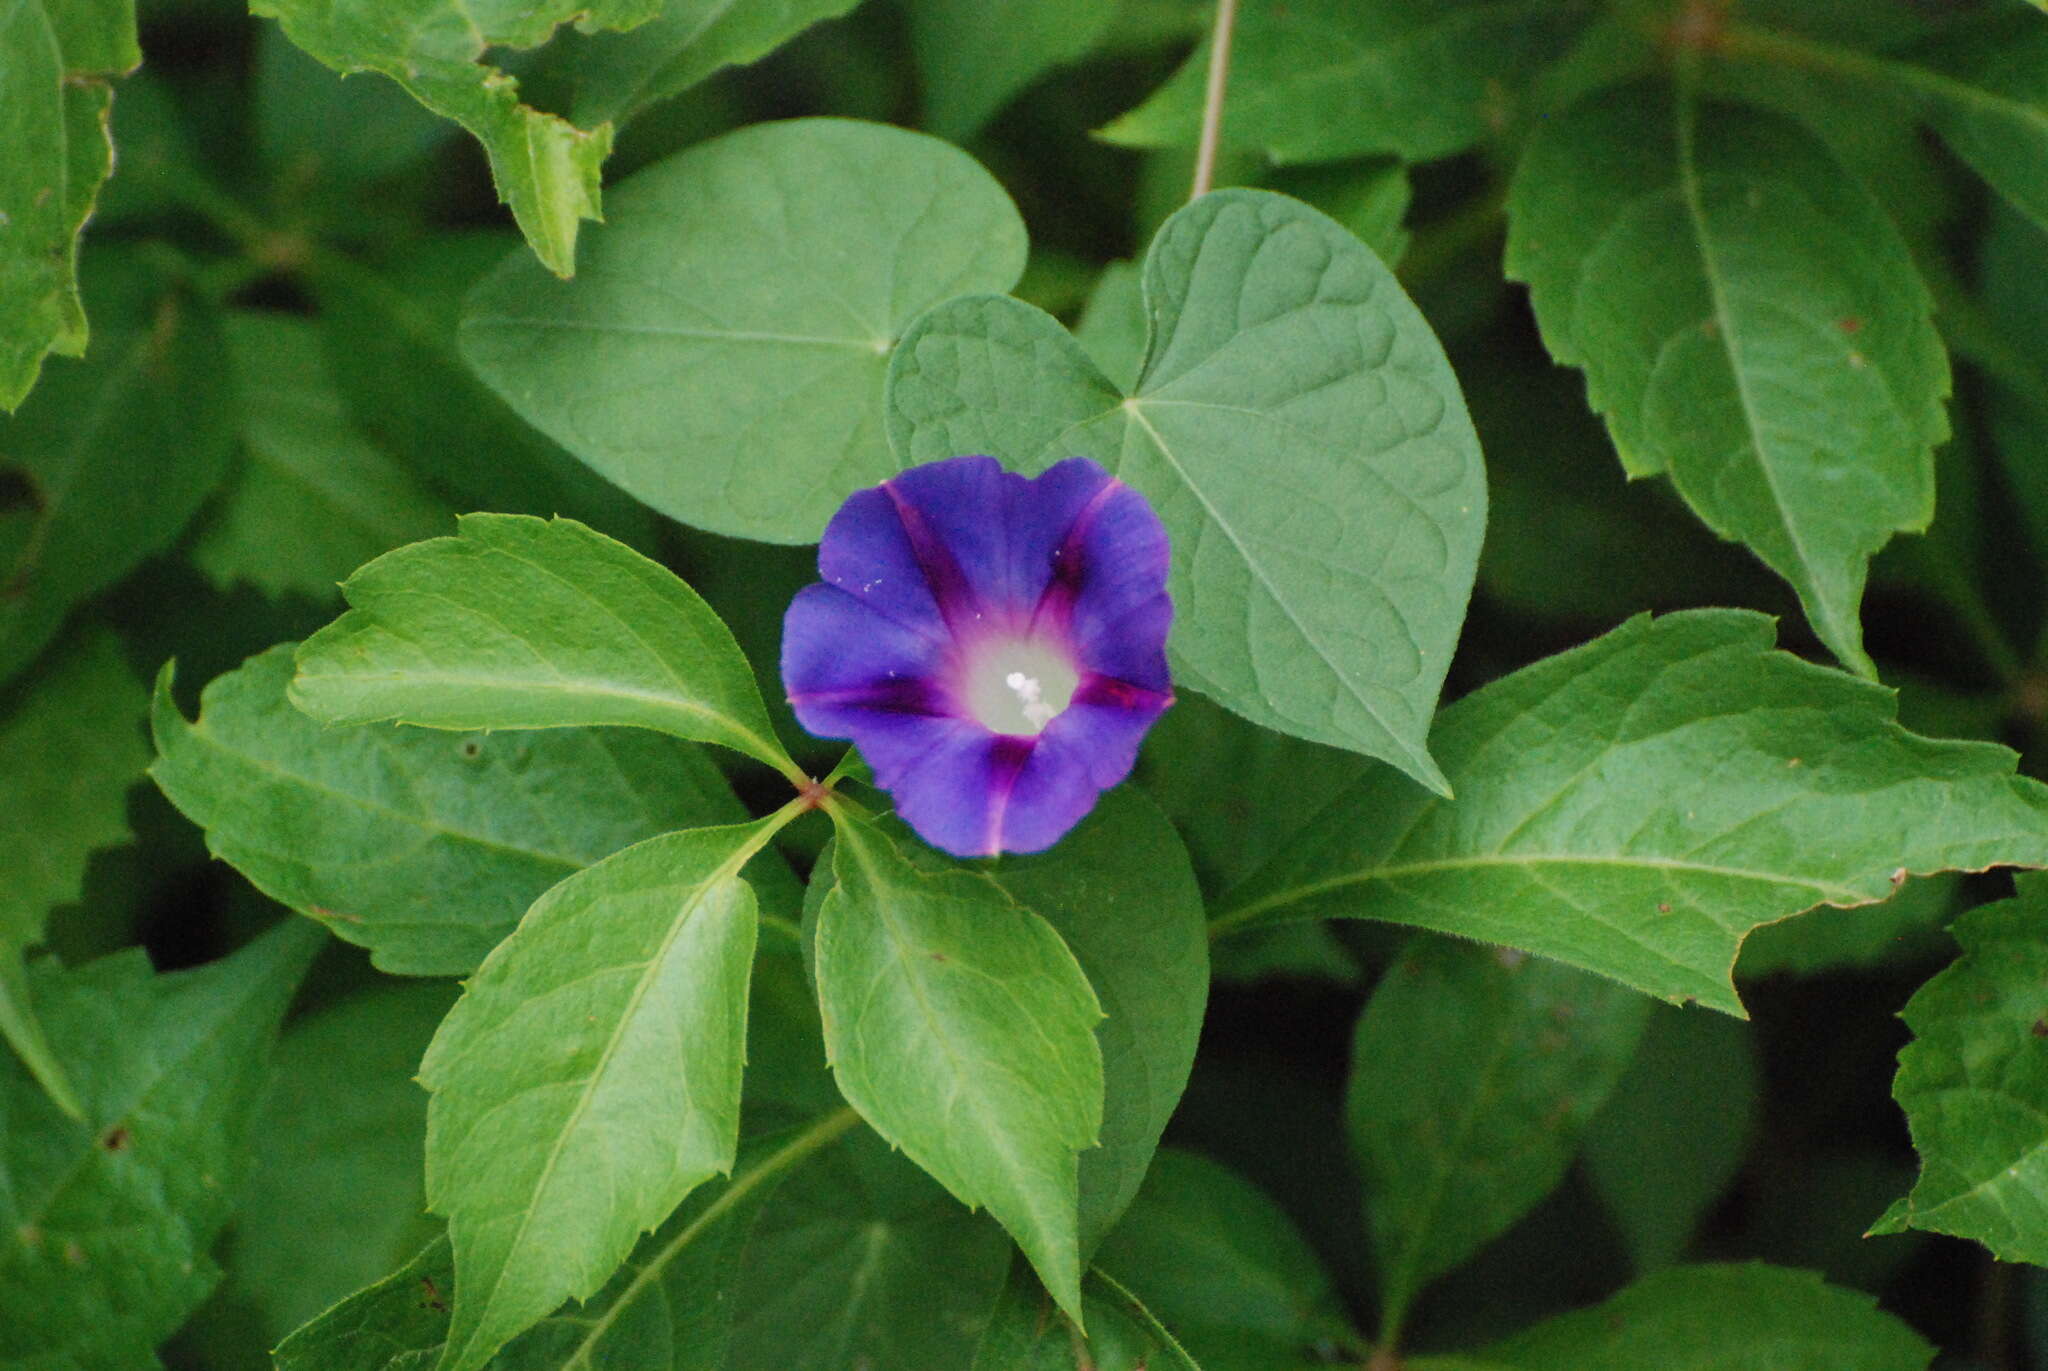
965 639 1080 736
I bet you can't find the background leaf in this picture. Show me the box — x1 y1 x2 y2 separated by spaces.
905 0 1116 141
1093 1149 1345 1369
814 805 1104 1319
1481 1263 1932 1370
309 241 657 545
421 820 767 1371
889 188 1486 790
970 1257 1203 1371
250 0 653 274
200 980 453 1357
0 253 233 685
1214 611 2048 1013
1506 82 1949 674
0 630 145 1113
1581 1005 1759 1272
461 119 1026 543
292 514 796 777
0 0 135 409
0 923 318 1370
1100 0 1592 163
195 311 452 600
569 0 862 128
1349 935 1652 1332
152 643 773 975
1875 874 2048 1263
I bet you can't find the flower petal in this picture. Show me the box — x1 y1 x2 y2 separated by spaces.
782 583 950 740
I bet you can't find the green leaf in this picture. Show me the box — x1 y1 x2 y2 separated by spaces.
889 189 1486 790
814 805 1105 1320
210 980 453 1350
724 1124 1014 1371
570 0 861 128
420 820 769 1371
1093 1149 1343 1368
1876 874 2048 1263
460 120 1026 544
250 0 652 275
1505 82 1950 674
1099 0 1593 163
1271 159 1414 267
0 630 145 1115
1736 872 1957 978
1481 1264 1932 1370
291 514 797 779
195 312 453 600
1073 261 1145 394
1829 15 2048 238
1581 1004 1759 1272
308 242 658 544
905 0 1116 141
0 0 135 409
271 1234 456 1371
971 1257 1204 1371
811 791 1207 1256
0 253 234 685
152 643 763 974
0 631 145 951
1213 610 2048 1014
253 24 454 190
0 922 319 1370
1349 934 1652 1331
1137 692 1369 900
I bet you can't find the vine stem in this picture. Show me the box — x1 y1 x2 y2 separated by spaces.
1189 0 1240 200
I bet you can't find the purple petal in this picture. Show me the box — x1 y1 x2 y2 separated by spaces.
782 583 950 739
784 454 1177 857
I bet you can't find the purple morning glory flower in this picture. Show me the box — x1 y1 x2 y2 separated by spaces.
782 455 1174 857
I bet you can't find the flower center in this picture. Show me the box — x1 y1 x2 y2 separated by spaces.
963 639 1079 737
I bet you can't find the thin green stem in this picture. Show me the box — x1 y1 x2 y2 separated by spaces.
1189 0 1240 200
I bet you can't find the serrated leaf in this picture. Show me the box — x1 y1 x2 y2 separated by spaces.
971 1256 1203 1371
308 242 658 545
1099 0 1592 163
195 312 452 600
1876 874 2048 1262
460 119 1026 544
814 805 1104 1320
810 792 1207 1256
1506 82 1949 674
421 821 768 1371
152 643 767 974
250 0 650 275
0 630 145 1115
889 188 1485 790
291 514 797 778
0 0 135 409
1582 1004 1759 1271
1213 610 2048 1014
570 0 861 128
0 922 319 1370
0 253 234 685
905 0 1116 141
1093 1150 1344 1368
1351 934 1652 1331
1481 1263 1932 1370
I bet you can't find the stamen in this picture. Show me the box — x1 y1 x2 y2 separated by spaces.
964 639 1078 736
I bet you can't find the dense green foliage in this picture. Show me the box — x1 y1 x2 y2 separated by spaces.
5 0 2048 1367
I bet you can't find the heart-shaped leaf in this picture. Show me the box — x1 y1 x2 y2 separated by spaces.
889 189 1485 792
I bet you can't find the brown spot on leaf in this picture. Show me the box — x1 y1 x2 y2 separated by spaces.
1658 902 1673 914
99 1126 130 1152
420 1276 447 1313
1838 316 1863 334
2032 1018 2048 1039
